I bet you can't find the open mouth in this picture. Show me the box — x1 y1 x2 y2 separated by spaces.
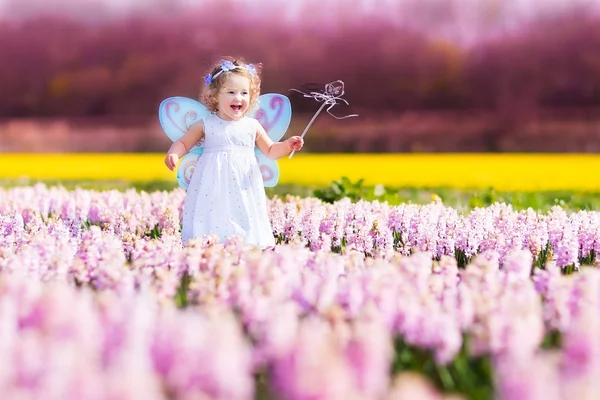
231 105 243 112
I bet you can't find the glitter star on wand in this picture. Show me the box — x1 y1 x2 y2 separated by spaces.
288 80 358 158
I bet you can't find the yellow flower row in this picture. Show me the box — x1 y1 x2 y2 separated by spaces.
2 153 599 192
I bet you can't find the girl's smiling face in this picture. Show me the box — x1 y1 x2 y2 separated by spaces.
216 73 251 121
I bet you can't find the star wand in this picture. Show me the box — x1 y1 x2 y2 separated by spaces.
288 80 358 158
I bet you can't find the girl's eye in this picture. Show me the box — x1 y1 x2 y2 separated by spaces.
228 91 234 94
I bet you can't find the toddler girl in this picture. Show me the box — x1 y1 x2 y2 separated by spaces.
165 57 303 248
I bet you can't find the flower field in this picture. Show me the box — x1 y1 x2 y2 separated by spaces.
4 153 600 191
2 184 600 399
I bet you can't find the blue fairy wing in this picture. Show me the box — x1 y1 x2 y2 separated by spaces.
158 97 211 142
250 94 291 142
249 94 291 187
159 97 210 190
255 150 279 187
176 147 204 190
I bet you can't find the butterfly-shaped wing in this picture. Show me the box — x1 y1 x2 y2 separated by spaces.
158 97 209 189
175 147 204 190
158 94 292 189
249 94 292 187
158 97 211 143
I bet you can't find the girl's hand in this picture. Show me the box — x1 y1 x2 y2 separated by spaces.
286 136 304 152
165 153 179 171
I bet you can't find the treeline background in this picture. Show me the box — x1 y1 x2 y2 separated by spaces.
1 0 600 152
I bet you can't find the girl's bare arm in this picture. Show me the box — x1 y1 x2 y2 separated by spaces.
255 124 303 160
165 121 205 170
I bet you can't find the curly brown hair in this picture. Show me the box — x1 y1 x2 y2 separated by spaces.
200 56 263 114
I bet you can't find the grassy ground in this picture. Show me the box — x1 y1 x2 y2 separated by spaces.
3 178 600 212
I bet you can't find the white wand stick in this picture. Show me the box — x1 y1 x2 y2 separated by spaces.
288 100 328 159
288 80 357 159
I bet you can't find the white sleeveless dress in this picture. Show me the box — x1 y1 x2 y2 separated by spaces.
181 114 276 249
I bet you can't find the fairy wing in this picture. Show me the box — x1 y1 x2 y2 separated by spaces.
158 94 291 189
158 97 211 143
158 97 209 189
175 147 204 190
251 94 291 142
250 94 292 187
